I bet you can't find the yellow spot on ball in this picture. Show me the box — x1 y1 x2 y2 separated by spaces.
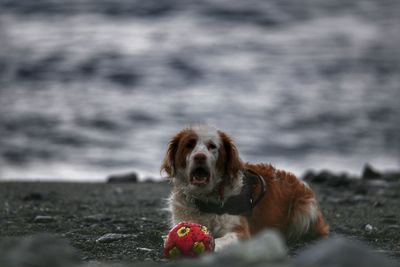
169 246 181 259
201 226 209 235
177 226 190 237
193 241 205 254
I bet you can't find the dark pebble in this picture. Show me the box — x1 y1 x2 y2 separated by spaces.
107 172 138 183
362 164 382 180
372 201 384 207
83 214 111 223
23 192 44 201
303 170 327 183
34 215 56 223
303 170 354 187
326 174 354 187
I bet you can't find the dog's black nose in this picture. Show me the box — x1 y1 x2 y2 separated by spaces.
194 153 207 162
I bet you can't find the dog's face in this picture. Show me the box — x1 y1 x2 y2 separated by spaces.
161 125 242 195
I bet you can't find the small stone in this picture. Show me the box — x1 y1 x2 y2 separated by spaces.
95 233 132 243
107 172 138 183
143 177 156 183
78 204 90 210
34 215 55 223
23 192 44 201
365 224 375 233
326 174 353 187
83 214 111 223
302 170 318 182
372 201 384 207
304 170 330 183
305 170 354 187
137 247 153 252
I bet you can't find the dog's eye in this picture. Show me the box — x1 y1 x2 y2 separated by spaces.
186 139 196 149
207 142 217 150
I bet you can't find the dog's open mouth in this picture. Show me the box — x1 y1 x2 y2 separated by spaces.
190 166 211 185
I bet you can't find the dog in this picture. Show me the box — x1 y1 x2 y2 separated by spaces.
161 125 329 251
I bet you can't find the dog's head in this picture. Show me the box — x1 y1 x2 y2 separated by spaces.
161 125 242 195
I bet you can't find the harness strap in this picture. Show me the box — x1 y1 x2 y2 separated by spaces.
194 168 267 217
244 168 267 208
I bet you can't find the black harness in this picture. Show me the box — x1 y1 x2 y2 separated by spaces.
194 169 267 219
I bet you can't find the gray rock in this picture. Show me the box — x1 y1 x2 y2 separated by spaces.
362 164 382 180
0 234 80 267
364 224 375 233
303 170 354 187
294 236 397 267
214 230 287 263
95 233 133 243
107 172 138 183
22 192 44 201
34 215 55 223
84 213 111 223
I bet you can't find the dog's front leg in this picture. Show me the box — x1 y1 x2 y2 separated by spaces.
214 232 240 251
214 216 251 251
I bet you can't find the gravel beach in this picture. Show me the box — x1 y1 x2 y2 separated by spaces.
1 166 400 266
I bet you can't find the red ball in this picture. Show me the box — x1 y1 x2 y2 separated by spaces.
164 222 215 259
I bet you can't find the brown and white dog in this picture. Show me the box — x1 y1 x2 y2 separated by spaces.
161 125 328 251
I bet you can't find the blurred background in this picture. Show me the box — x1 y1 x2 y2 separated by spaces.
0 0 399 181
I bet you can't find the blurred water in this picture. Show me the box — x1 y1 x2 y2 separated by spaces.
0 0 399 181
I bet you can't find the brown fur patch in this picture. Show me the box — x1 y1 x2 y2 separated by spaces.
161 128 198 177
217 131 243 183
233 216 251 240
245 163 329 239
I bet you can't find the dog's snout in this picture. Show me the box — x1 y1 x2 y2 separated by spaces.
194 153 207 162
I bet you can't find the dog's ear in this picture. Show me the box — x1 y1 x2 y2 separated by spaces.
161 132 184 178
218 131 242 182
